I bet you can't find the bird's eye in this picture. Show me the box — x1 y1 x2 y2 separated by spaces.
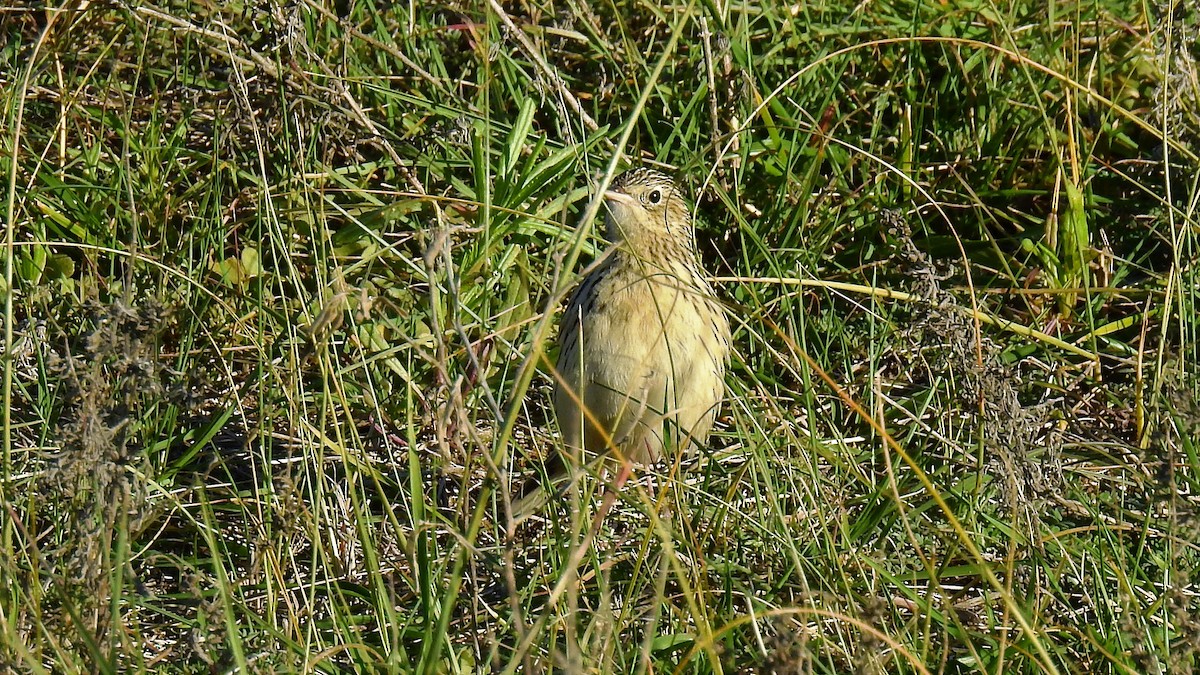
647 189 662 204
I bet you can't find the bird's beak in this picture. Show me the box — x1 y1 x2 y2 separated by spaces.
602 189 639 224
603 189 637 206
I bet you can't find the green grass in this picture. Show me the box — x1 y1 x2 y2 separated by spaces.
3 0 1199 672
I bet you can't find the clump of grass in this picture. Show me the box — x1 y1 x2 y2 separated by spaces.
1151 1 1200 150
891 221 1064 518
1128 371 1200 673
35 300 182 657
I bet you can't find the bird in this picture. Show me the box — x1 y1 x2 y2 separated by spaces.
516 167 730 516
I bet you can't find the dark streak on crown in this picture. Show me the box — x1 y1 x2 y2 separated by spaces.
612 167 677 191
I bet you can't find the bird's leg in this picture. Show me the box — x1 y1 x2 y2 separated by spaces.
610 457 636 491
590 458 634 531
551 458 634 603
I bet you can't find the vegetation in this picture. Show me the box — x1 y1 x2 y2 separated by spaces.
2 0 1198 672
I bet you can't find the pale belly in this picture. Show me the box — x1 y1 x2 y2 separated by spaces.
554 270 728 464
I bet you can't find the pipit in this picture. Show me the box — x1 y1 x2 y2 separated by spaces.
518 168 730 515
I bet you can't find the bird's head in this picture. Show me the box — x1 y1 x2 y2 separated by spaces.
601 168 694 253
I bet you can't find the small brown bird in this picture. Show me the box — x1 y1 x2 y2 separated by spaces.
551 167 730 479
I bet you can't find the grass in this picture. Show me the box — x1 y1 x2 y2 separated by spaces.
2 0 1199 672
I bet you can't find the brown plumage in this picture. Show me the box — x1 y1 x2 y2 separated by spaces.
553 167 731 467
